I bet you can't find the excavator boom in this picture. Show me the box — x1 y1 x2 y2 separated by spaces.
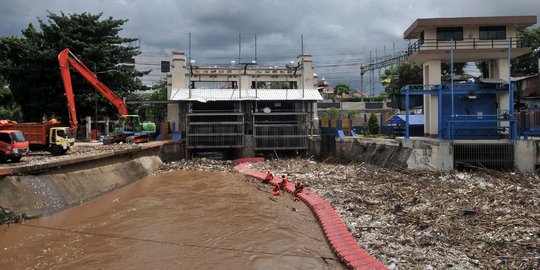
58 48 129 131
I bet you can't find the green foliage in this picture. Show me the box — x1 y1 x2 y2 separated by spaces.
0 79 23 121
441 62 466 76
368 112 379 135
513 26 540 76
127 80 167 123
380 61 423 94
334 83 352 96
362 121 369 136
269 82 289 89
345 93 388 102
0 11 145 123
328 107 340 119
347 109 357 118
477 61 489 78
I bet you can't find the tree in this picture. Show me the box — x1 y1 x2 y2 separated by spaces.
368 112 380 135
513 26 540 76
328 107 340 119
441 62 466 76
380 61 423 94
347 109 357 119
269 82 290 89
0 12 145 124
0 76 23 121
334 83 352 96
127 80 167 123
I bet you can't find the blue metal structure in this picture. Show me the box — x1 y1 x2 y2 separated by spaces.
401 83 517 140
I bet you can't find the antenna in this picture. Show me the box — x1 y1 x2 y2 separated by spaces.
255 33 258 99
188 32 192 99
238 33 241 98
301 34 304 98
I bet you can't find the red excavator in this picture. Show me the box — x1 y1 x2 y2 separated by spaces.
58 48 156 143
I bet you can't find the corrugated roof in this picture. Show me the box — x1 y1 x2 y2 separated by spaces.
169 88 323 102
479 78 508 84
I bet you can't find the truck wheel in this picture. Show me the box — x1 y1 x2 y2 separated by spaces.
10 157 21 162
50 146 62 156
0 153 6 163
61 149 68 155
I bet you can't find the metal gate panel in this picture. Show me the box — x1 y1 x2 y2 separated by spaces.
454 143 514 170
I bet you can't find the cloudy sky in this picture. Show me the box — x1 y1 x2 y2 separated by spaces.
0 0 538 91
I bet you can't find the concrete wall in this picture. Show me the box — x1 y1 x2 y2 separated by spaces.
0 142 184 219
312 136 539 173
514 140 537 172
311 136 455 171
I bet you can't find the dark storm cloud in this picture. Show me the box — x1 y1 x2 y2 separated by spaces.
0 0 539 88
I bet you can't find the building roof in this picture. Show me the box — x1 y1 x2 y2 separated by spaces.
404 16 537 39
386 114 424 125
169 88 323 102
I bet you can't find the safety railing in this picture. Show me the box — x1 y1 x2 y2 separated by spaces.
444 114 515 140
408 37 523 53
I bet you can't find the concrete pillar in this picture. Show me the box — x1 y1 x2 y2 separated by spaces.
493 58 511 130
240 74 252 98
85 116 91 141
105 116 109 136
514 140 536 172
298 54 316 89
167 52 186 127
423 60 441 137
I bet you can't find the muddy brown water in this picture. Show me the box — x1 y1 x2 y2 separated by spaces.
0 171 344 269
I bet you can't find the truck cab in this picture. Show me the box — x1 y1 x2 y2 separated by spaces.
0 130 29 162
49 127 75 156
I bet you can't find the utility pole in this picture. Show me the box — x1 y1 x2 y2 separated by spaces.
238 33 241 98
301 34 305 99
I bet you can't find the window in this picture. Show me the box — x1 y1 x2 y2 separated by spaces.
0 133 11 144
436 27 463 41
479 26 506 40
10 131 26 142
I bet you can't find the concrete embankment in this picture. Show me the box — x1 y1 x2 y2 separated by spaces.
0 142 183 219
310 136 454 170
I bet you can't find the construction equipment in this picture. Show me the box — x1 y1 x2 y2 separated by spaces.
0 120 29 162
0 119 72 157
58 48 156 143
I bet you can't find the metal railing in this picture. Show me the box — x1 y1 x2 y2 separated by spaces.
408 37 523 53
402 83 508 92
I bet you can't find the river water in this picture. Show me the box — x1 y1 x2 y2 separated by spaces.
0 171 344 269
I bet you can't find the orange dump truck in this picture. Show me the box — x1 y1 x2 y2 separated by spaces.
0 120 29 162
0 120 75 156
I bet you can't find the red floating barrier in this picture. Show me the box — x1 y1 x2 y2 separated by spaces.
233 159 388 270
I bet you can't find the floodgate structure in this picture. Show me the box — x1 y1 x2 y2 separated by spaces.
166 53 321 159
162 15 540 173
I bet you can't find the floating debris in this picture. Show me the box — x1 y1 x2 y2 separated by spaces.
250 157 540 269
0 206 26 224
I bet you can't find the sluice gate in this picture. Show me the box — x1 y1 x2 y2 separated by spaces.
453 143 514 171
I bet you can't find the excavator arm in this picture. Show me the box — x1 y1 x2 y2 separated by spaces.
58 48 128 131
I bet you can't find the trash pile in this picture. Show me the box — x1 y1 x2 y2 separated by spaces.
0 206 26 224
155 158 235 174
0 142 146 168
250 158 540 269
